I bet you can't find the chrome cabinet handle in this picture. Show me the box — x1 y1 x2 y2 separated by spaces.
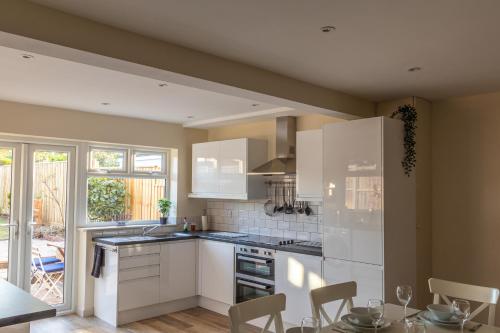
237 279 272 290
237 255 273 264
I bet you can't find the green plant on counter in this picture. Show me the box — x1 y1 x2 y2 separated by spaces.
391 104 417 176
158 198 172 217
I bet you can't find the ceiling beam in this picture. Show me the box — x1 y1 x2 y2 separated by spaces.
0 0 375 119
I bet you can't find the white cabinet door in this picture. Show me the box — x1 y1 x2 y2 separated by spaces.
118 276 160 311
275 252 323 326
296 130 323 200
199 239 235 304
219 139 247 195
323 258 383 316
323 118 383 265
192 141 220 194
160 240 197 302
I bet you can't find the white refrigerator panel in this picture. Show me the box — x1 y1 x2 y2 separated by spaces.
323 258 383 315
323 118 383 265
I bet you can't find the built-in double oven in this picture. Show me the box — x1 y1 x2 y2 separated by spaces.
235 245 275 303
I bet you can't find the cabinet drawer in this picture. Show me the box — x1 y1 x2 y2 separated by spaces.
119 244 160 258
119 254 160 269
118 276 160 311
119 265 160 282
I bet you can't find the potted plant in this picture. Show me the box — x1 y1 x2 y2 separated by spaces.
158 199 172 225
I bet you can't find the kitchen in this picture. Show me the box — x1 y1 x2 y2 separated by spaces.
1 1 500 333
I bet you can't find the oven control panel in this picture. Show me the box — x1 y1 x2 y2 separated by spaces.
236 245 275 258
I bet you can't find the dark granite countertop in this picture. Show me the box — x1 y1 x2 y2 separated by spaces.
93 231 322 257
0 280 56 327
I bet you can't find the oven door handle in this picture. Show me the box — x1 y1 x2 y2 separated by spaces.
238 255 273 264
237 279 272 290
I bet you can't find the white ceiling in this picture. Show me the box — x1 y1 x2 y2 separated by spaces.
32 0 500 102
0 45 282 125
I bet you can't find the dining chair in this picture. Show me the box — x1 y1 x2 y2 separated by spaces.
310 281 357 327
428 277 500 325
31 247 65 301
228 293 286 333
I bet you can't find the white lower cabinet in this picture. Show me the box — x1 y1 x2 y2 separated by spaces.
198 239 235 305
160 240 197 302
275 251 323 326
322 258 383 318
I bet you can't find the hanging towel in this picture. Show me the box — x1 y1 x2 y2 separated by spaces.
91 244 105 278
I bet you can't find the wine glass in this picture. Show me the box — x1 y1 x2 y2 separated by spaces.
368 299 385 333
300 317 320 333
397 285 413 324
452 299 471 332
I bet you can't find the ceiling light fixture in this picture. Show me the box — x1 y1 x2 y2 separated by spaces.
187 115 194 119
101 102 110 106
320 26 336 33
158 83 168 87
251 103 259 107
21 54 34 59
408 67 422 72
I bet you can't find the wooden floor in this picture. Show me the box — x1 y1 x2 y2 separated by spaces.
31 307 260 333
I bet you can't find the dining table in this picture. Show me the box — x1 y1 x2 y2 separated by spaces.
320 304 500 333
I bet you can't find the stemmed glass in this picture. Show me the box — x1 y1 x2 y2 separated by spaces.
397 285 413 324
300 317 320 333
452 299 471 332
368 299 385 333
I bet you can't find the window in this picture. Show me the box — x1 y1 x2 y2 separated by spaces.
89 147 127 172
86 146 169 224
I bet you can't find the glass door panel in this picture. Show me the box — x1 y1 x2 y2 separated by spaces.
26 145 75 310
0 144 20 284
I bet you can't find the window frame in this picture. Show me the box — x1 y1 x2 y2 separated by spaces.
85 144 171 225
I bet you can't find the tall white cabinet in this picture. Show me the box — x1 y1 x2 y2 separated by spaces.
190 138 267 200
322 117 416 309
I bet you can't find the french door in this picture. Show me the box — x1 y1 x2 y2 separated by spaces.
0 142 76 312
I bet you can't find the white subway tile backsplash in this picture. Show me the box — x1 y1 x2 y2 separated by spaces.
207 199 323 240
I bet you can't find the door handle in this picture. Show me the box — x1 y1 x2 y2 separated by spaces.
237 279 272 290
0 220 19 236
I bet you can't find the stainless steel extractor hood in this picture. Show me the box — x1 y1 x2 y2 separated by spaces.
248 116 296 175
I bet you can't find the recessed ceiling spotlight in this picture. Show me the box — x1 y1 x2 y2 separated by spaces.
21 54 34 59
187 115 194 119
158 83 168 87
101 102 110 106
408 66 422 72
251 103 259 107
320 26 336 33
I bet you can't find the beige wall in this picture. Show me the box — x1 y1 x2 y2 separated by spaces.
207 114 344 159
0 99 208 217
432 91 500 324
376 97 433 308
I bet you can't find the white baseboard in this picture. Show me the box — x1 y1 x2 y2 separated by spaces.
197 296 231 315
117 296 198 326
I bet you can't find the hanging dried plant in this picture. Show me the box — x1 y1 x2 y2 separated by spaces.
391 104 417 176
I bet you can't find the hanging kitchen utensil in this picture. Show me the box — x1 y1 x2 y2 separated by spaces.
296 201 304 214
273 184 279 214
264 183 274 216
305 202 312 216
277 185 285 212
285 187 294 214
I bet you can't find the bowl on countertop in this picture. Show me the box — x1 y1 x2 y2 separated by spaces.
427 304 454 321
350 307 374 325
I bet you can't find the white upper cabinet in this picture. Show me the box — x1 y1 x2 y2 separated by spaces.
190 138 267 200
296 129 323 201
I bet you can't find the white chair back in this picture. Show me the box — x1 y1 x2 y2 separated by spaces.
228 293 286 333
429 278 500 325
310 281 357 326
